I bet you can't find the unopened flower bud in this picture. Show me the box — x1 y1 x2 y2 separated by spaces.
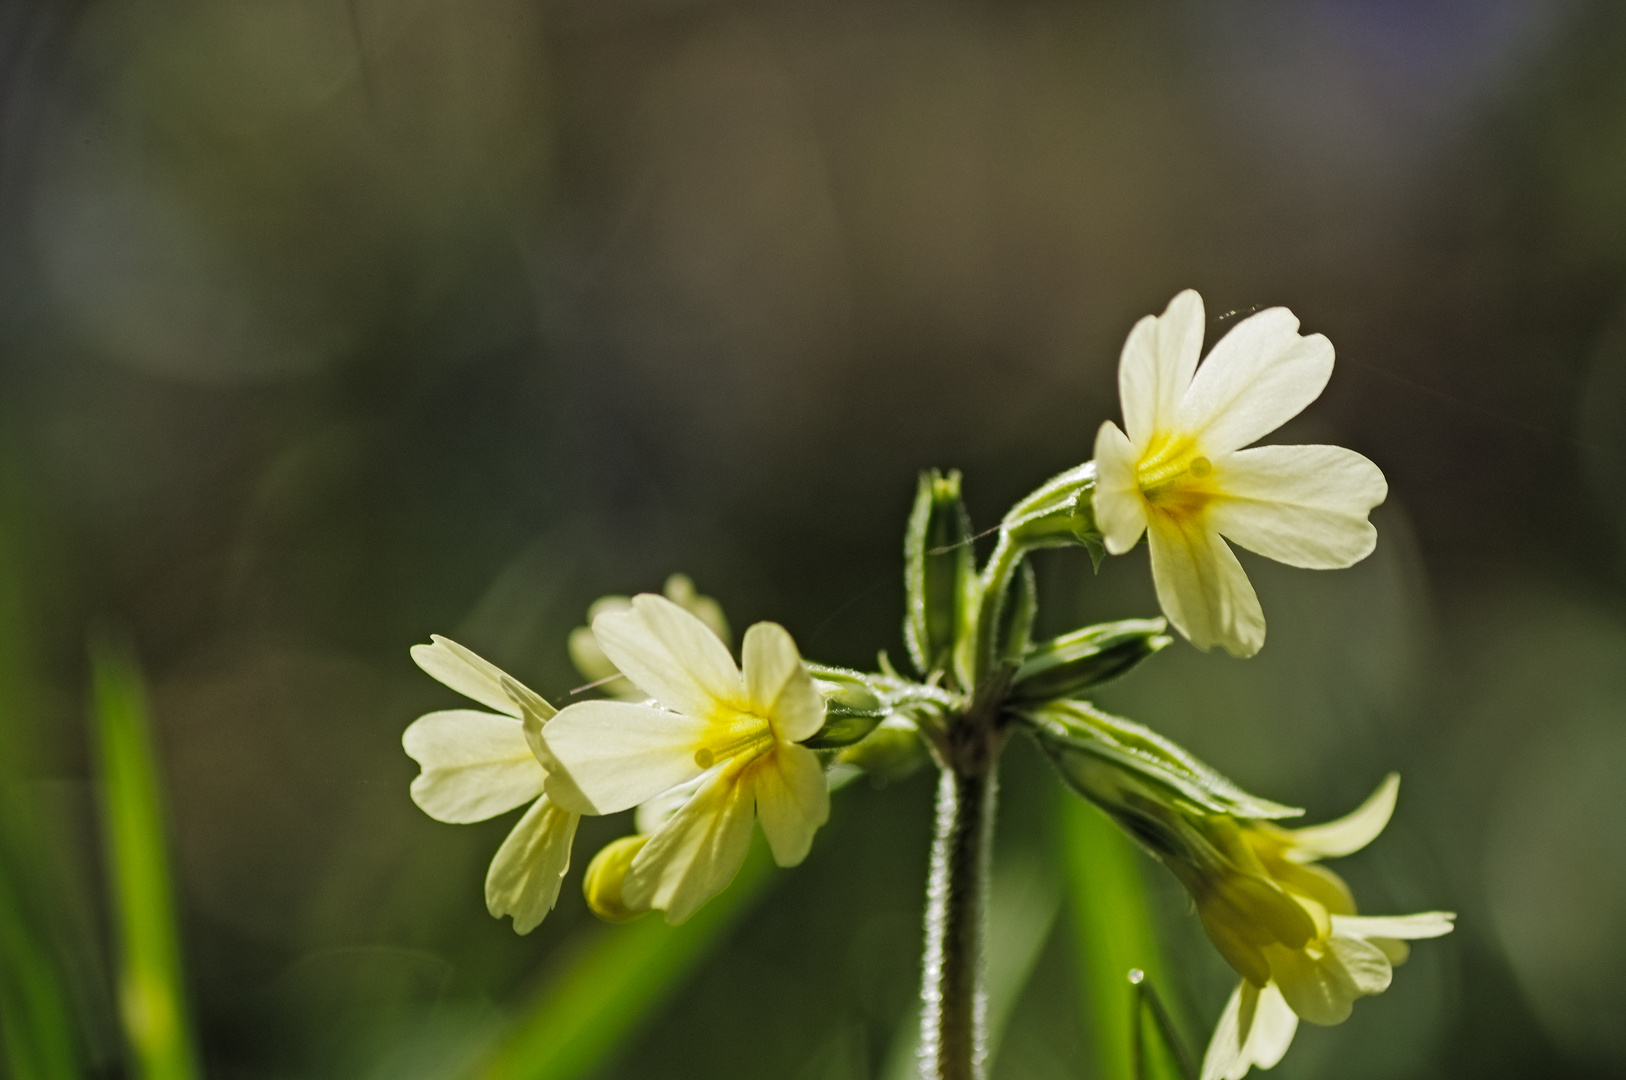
836 717 928 785
583 835 653 923
903 469 978 684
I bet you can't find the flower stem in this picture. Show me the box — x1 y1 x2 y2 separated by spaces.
918 761 997 1080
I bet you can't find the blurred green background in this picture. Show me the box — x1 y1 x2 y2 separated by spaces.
3 0 1625 1077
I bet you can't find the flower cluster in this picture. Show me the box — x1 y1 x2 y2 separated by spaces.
405 584 831 928
402 290 1449 1080
1030 711 1453 1079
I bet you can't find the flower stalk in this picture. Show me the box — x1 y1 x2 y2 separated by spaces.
918 759 997 1080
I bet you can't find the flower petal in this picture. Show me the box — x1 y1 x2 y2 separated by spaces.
592 594 743 716
1200 979 1255 1080
751 744 829 866
403 709 546 823
1268 946 1358 1026
1146 514 1265 657
1207 446 1386 569
1201 979 1302 1080
742 622 824 743
1119 290 1205 445
623 758 756 925
568 625 623 685
1286 773 1399 861
485 796 579 934
539 700 711 815
1093 420 1148 555
1328 932 1394 996
1179 308 1334 455
1332 911 1456 941
1244 983 1299 1071
635 773 708 837
411 636 522 717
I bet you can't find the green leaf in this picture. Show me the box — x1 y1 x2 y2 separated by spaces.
90 639 201 1080
468 838 775 1080
1056 789 1186 1080
902 470 977 686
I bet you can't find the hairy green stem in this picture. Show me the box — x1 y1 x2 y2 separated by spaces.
918 762 997 1080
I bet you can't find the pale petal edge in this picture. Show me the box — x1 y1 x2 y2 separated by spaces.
1286 773 1398 861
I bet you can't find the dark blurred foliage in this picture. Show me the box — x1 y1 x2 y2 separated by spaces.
3 0 1626 1077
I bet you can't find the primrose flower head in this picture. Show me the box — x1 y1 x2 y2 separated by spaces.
402 636 580 934
541 593 830 924
1189 775 1456 1080
1093 290 1387 657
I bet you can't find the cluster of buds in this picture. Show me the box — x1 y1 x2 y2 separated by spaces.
401 291 1451 1079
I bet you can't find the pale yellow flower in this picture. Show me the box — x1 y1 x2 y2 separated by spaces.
567 574 730 695
1195 776 1455 1080
402 636 579 934
541 594 829 924
1093 290 1387 657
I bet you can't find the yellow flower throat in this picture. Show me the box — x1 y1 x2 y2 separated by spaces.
1135 434 1218 519
693 712 774 770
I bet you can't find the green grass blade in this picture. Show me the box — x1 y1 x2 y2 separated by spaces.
1055 789 1182 1080
90 640 201 1080
0 465 83 1079
0 835 82 1080
470 838 775 1080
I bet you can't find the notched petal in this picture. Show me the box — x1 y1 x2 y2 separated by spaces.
486 796 579 934
403 709 546 823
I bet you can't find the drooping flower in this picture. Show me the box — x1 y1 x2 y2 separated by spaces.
1092 290 1387 657
567 574 731 696
402 636 580 933
541 594 830 924
1193 775 1456 1080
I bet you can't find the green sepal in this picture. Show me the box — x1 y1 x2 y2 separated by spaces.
1009 619 1169 703
903 469 978 686
1020 700 1303 821
803 664 887 749
1082 535 1106 573
998 560 1038 663
804 708 886 749
1001 462 1103 552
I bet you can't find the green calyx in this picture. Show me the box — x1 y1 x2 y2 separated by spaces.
804 665 887 749
1008 619 1170 704
903 469 979 689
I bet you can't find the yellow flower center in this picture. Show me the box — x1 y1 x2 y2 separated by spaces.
695 711 775 770
1135 434 1218 520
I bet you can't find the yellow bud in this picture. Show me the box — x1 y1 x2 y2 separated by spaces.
583 835 652 923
